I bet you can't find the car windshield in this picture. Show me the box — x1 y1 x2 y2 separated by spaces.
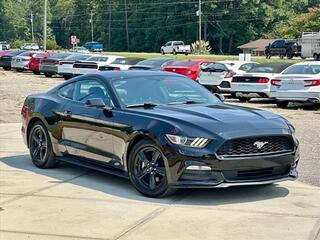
87 56 108 61
170 61 198 67
65 54 90 61
112 75 220 106
136 59 171 67
282 64 320 75
112 58 143 65
51 53 72 59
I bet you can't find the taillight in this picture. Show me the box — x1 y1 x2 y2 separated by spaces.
271 79 281 86
187 70 196 75
225 70 236 78
21 106 30 123
258 78 269 84
113 67 121 70
304 79 320 87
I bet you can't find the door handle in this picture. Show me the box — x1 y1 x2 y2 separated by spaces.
64 110 72 117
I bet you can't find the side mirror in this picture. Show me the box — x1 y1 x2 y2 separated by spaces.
214 93 225 102
85 98 106 108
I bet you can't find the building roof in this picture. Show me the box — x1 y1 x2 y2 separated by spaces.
238 39 275 51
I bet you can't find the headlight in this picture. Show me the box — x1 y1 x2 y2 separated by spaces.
284 119 295 133
166 134 210 148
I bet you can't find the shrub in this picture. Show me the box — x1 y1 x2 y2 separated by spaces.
191 40 212 55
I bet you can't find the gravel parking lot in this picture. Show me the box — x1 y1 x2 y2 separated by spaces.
0 70 319 187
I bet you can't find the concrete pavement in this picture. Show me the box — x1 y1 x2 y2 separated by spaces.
0 123 320 240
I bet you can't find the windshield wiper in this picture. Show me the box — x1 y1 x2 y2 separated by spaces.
168 100 204 105
126 102 158 109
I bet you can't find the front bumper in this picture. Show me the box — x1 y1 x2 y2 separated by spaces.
163 140 299 188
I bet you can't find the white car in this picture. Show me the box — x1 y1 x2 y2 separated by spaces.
72 55 123 75
20 43 39 50
230 62 292 101
58 54 92 80
160 41 191 55
269 62 320 108
69 47 90 54
11 51 38 72
107 57 145 70
198 61 258 93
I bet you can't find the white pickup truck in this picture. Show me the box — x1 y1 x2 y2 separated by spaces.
160 41 191 55
300 32 320 60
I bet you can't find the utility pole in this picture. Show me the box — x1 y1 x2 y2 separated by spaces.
90 11 94 42
108 0 112 50
30 12 34 42
198 0 202 53
43 0 47 50
124 0 129 51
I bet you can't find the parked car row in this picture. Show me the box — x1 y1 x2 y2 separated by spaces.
1 49 319 108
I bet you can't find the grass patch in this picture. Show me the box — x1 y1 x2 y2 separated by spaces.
101 51 303 64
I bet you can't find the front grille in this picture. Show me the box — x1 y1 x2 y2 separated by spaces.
217 136 294 157
223 165 291 181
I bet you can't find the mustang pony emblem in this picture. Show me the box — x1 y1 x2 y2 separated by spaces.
253 141 268 149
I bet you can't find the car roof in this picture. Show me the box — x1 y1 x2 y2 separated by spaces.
290 61 320 66
97 70 184 80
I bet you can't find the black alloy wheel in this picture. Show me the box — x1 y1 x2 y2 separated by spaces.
276 101 289 108
128 139 175 197
29 121 57 168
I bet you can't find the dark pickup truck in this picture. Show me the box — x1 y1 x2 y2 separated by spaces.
265 39 301 59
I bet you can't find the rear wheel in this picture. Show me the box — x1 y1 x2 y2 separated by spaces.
286 52 293 59
276 101 289 108
314 54 320 61
44 73 53 78
33 70 40 75
3 66 11 71
128 139 176 198
29 121 57 169
238 97 250 102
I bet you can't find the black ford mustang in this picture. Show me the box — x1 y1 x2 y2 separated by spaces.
21 71 299 197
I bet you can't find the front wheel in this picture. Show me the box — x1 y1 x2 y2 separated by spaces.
29 121 57 168
44 73 53 78
276 101 289 108
161 50 165 55
128 139 176 198
173 50 177 55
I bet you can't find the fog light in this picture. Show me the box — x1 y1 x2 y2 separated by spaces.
186 165 211 171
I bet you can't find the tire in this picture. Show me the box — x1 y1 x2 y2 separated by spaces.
230 92 237 99
286 52 293 59
17 69 23 72
279 54 284 59
33 70 40 75
44 73 53 78
314 54 320 61
128 139 176 198
185 52 189 56
238 97 250 102
173 50 177 55
161 50 165 55
63 75 71 80
3 66 11 71
276 101 289 108
28 121 58 169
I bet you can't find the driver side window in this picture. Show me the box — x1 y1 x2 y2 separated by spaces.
73 80 114 106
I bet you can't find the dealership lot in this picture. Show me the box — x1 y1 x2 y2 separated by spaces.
0 70 320 239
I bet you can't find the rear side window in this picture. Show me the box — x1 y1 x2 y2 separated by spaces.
239 63 257 72
58 83 75 100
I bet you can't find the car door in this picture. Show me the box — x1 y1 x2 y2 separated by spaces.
59 78 117 165
164 42 172 53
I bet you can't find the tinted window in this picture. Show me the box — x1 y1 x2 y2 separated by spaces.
86 56 108 62
73 80 113 106
65 54 90 61
58 83 75 100
136 59 172 67
112 76 220 106
282 64 320 75
51 53 72 59
239 63 257 72
173 42 184 46
203 63 228 72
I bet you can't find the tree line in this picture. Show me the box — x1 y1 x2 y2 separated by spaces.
0 0 319 54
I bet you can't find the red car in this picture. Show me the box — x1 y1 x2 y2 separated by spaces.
163 59 214 80
28 51 58 74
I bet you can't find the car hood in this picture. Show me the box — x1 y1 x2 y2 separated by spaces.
126 103 289 137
